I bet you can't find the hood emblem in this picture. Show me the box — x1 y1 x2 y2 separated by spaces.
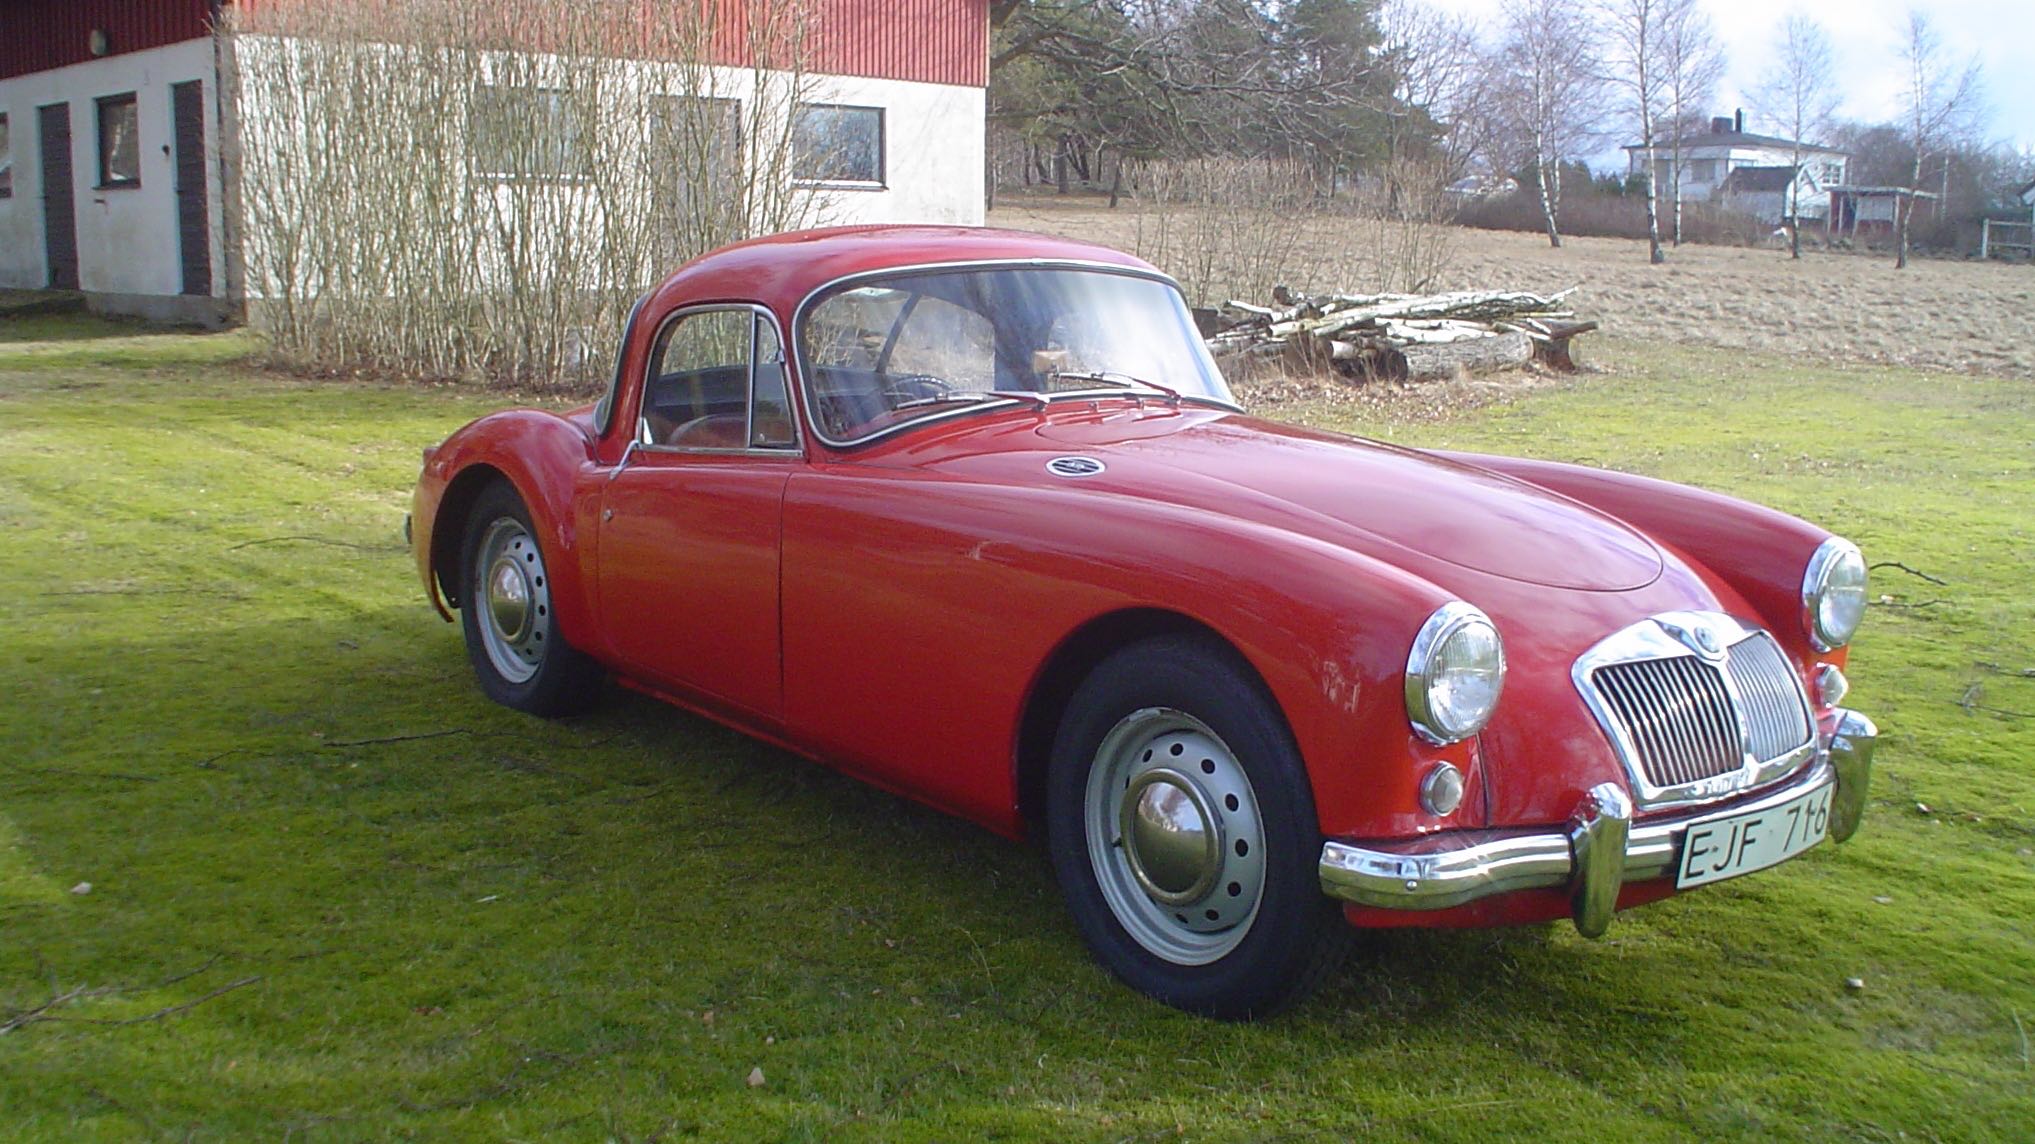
1046 456 1106 478
1658 616 1728 661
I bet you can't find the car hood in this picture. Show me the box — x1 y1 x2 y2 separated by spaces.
896 405 1665 592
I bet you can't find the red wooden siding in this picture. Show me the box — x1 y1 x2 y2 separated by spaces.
4 1 987 88
0 1 218 81
811 0 986 88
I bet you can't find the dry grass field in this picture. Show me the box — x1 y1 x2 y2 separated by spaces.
992 198 2035 381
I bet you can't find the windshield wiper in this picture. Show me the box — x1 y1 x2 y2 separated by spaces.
1051 370 1186 406
891 389 1050 412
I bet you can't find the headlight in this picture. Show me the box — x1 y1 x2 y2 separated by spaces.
1802 537 1867 651
1405 602 1505 744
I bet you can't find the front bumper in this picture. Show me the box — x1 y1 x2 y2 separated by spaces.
1318 708 1877 937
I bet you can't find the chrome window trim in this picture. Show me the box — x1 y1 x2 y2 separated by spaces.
1571 611 1818 811
635 301 803 457
593 290 654 439
789 258 1243 451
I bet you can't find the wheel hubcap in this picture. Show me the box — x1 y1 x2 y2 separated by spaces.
1085 708 1266 966
473 518 551 685
1121 770 1221 905
487 558 532 642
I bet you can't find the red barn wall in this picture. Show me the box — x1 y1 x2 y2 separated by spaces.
3 1 986 87
0 1 219 81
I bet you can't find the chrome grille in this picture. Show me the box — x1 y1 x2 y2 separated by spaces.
1594 655 1743 788
1576 615 1818 805
1725 633 1816 760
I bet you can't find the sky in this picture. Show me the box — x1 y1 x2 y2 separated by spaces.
1420 0 2033 169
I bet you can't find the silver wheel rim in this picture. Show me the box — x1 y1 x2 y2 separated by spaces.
1084 707 1266 966
474 517 551 685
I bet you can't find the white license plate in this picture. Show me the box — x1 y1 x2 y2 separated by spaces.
1676 782 1833 889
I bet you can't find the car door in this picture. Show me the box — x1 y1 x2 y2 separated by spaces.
598 306 800 721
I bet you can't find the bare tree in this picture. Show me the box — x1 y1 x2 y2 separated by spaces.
1892 10 1984 269
1378 0 1496 186
1493 0 1604 248
1658 0 1722 246
1755 15 1838 260
1598 0 1667 263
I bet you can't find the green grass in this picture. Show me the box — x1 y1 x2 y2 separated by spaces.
2 317 2031 1141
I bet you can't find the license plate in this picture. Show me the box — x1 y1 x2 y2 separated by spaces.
1676 782 1833 889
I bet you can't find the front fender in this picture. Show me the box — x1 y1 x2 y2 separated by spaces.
414 410 599 649
1437 450 1837 664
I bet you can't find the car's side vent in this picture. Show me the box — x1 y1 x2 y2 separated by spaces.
1046 456 1106 478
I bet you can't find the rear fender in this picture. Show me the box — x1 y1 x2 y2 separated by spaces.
417 410 599 649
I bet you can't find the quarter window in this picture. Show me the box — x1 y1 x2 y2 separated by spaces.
793 103 883 186
642 309 797 451
97 94 140 188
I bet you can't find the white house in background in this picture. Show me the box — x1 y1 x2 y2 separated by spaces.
1624 111 1848 220
0 0 990 325
1717 164 1833 226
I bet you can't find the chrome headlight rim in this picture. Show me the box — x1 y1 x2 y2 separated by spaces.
1405 601 1506 745
1801 536 1867 652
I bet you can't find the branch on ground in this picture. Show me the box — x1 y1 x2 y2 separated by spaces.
1869 561 1949 586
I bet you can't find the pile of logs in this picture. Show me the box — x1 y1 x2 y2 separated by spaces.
1200 287 1598 382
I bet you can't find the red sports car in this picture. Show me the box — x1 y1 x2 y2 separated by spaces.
408 226 1877 1018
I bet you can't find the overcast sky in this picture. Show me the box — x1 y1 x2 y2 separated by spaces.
1419 0 2032 168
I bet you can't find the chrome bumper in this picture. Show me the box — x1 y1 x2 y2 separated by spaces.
1319 708 1877 937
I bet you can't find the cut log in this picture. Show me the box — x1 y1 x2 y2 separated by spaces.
1393 330 1532 381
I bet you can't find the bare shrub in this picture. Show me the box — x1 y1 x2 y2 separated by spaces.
1456 191 1768 245
224 0 829 388
1124 156 1458 307
1124 157 1331 307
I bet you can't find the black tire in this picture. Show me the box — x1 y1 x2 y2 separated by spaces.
457 481 604 717
1046 633 1352 1020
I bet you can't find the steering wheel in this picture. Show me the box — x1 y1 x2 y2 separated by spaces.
878 373 954 404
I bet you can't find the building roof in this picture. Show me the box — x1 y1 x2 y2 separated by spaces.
1720 166 1801 194
2020 178 2035 204
1624 130 1844 155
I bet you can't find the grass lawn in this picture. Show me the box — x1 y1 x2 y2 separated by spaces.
2 316 2031 1141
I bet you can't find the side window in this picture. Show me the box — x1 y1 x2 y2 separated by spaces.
641 309 796 451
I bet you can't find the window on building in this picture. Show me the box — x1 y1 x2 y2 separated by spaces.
470 86 586 182
0 113 12 198
97 94 140 187
1690 158 1718 183
650 95 742 210
793 104 883 186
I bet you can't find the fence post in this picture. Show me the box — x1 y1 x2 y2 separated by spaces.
1982 219 1991 260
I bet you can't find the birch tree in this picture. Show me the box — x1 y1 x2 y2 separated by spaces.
1892 10 1983 269
1756 14 1838 259
1659 0 1722 246
1598 0 1667 263
1493 0 1603 248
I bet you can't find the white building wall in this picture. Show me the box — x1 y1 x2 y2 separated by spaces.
0 39 227 317
803 72 984 226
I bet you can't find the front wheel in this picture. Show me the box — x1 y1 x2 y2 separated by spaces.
458 482 604 716
1046 635 1351 1019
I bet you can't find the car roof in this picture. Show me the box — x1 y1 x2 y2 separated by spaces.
644 225 1165 318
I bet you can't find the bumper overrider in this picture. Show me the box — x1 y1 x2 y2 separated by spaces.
1318 709 1877 937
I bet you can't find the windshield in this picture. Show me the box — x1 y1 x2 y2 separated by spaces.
797 266 1236 444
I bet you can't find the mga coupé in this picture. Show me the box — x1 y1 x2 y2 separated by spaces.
408 226 1877 1018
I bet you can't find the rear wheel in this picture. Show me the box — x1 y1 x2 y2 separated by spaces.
1046 634 1351 1019
458 482 603 716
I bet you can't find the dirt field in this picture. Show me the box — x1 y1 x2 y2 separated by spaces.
991 198 2035 381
